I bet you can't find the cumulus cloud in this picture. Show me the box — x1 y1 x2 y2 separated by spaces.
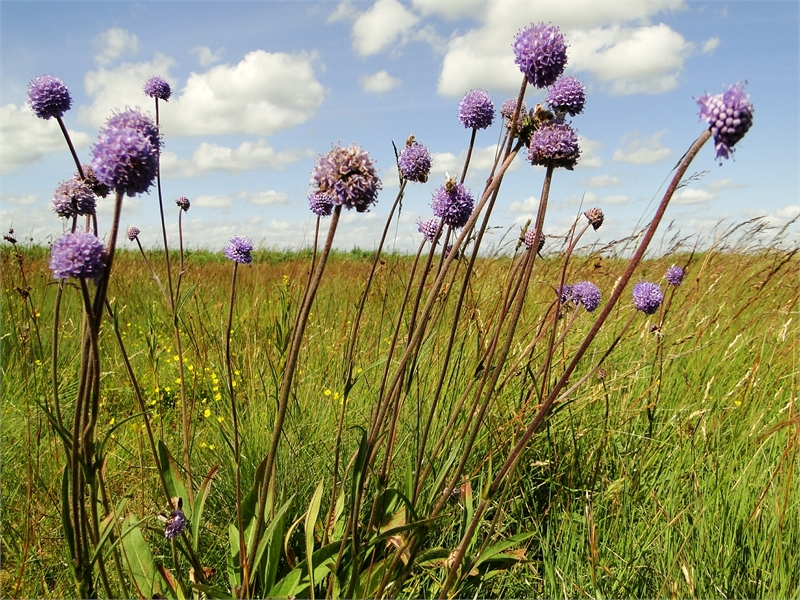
160 140 313 178
192 46 225 67
702 37 720 54
2 193 38 205
93 28 139 66
360 70 401 93
706 178 748 191
328 0 357 22
576 137 603 169
352 0 420 56
672 187 715 205
612 130 670 164
194 194 235 209
249 190 289 206
582 174 620 187
429 144 522 178
411 0 485 20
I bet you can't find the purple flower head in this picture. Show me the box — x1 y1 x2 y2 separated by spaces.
431 178 474 229
500 98 527 120
311 144 381 213
632 281 664 315
417 217 440 243
696 83 754 162
91 125 159 197
584 207 604 230
52 178 96 219
308 191 334 217
445 244 461 260
225 236 253 264
164 509 186 539
49 232 107 279
458 89 495 130
175 196 190 211
143 76 172 101
523 228 544 252
27 75 72 120
665 265 685 286
527 121 580 170
572 280 602 312
398 141 432 183
546 75 586 117
126 226 140 241
81 164 110 198
557 284 572 304
514 23 568 88
103 108 161 150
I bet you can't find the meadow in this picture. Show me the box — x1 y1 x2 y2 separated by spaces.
2 221 798 598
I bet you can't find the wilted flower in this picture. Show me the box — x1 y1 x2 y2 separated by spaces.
126 226 140 241
696 83 754 162
27 75 72 120
665 265 685 286
398 141 432 183
431 178 474 229
527 121 580 170
546 76 586 117
311 144 381 213
52 178 96 218
523 228 544 252
225 236 253 264
632 281 664 315
308 191 334 217
164 509 186 539
417 217 440 243
572 281 601 313
513 22 568 88
49 232 107 279
175 196 190 211
143 76 172 101
584 207 604 230
458 89 495 130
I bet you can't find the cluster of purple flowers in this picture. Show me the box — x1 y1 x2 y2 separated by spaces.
52 177 96 219
143 76 172 102
164 508 186 539
513 22 568 88
584 207 604 230
571 281 602 313
458 89 495 130
49 232 107 279
696 83 754 161
28 74 72 120
398 141 432 183
225 236 254 265
311 144 381 213
308 191 334 217
546 75 586 117
417 217 440 243
523 228 544 253
126 226 141 241
175 196 190 211
665 265 685 286
632 281 664 315
527 121 580 170
431 179 474 229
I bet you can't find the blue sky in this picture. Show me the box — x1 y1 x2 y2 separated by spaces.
1 0 797 253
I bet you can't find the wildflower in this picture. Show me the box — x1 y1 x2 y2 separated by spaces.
49 232 107 279
696 83 754 161
143 76 172 101
523 228 544 252
103 108 161 150
458 89 495 130
500 98 527 120
445 244 461 260
175 196 190 211
417 217 440 243
311 144 381 213
324 389 332 396
527 121 580 170
546 75 586 117
572 281 602 312
308 191 334 217
27 74 72 120
81 164 110 198
164 508 186 539
398 140 432 183
52 178 96 218
225 236 253 264
431 178 474 229
632 281 664 315
558 284 572 304
584 207 604 230
513 23 568 88
665 265 685 286
204 409 211 418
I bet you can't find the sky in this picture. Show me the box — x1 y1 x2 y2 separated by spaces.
1 0 798 254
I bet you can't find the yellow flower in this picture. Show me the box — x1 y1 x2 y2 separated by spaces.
155 387 160 393
175 378 182 384
165 387 171 393
209 444 216 450
234 370 240 376
324 389 332 396
109 417 115 426
333 392 340 401
204 409 211 418
214 393 222 401
173 355 179 362
217 416 224 424
188 364 194 371
232 381 237 388
356 368 363 374
199 442 207 449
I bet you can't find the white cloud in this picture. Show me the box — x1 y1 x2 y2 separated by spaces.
194 194 235 209
582 175 620 187
672 188 715 205
352 0 420 56
249 190 289 206
411 0 485 20
506 195 539 214
93 28 139 66
612 130 670 164
360 70 401 93
430 144 522 179
328 0 357 23
160 140 313 178
192 46 225 67
2 193 37 206
576 137 603 169
551 190 629 211
776 205 800 219
706 178 747 191
702 37 720 54
0 104 92 174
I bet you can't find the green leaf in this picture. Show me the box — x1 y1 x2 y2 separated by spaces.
228 523 242 592
266 542 340 599
192 465 219 552
305 479 325 599
120 514 164 598
472 531 535 570
158 441 191 520
89 497 128 567
250 495 294 590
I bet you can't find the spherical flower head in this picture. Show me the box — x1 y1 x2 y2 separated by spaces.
523 228 544 252
632 281 664 315
572 280 601 313
27 75 72 120
126 226 140 241
311 144 382 213
91 126 159 197
398 142 432 183
584 207 604 230
143 76 172 101
514 23 568 88
49 232 107 279
527 121 580 170
500 98 527 120
417 217 440 243
696 83 754 162
308 191 334 217
546 75 586 117
52 178 96 219
557 284 572 304
164 509 186 539
175 196 190 212
458 89 495 130
225 236 253 264
665 265 685 286
103 108 161 151
431 179 474 229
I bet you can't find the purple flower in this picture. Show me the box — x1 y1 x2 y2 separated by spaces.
458 89 495 130
27 75 72 120
500 98 527 120
91 125 159 197
225 236 253 264
417 217 440 243
696 83 754 162
175 196 190 211
52 178 96 219
398 141 432 183
311 144 381 213
81 164 110 198
523 228 544 252
665 265 685 286
49 232 107 279
104 108 161 150
143 76 172 101
557 284 572 304
584 207 604 230
632 281 664 315
546 75 586 117
431 179 474 229
164 509 186 539
513 23 568 89
126 226 140 241
527 121 580 170
308 191 334 217
572 281 601 312
445 244 461 260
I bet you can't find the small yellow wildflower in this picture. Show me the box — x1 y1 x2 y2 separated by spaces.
109 417 115 426
154 387 160 393
188 365 194 371
175 378 182 384
232 381 237 388
234 370 240 376
214 393 222 401
217 416 224 424
165 387 171 393
173 355 179 362
199 442 207 449
324 389 332 396
209 444 216 450
204 409 211 418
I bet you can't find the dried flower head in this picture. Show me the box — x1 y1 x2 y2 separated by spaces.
164 509 186 539
523 228 545 252
665 265 685 286
398 141 432 183
27 75 72 120
143 76 172 101
572 281 602 313
513 23 568 88
126 226 140 241
49 232 107 279
431 178 474 229
417 217 440 243
528 121 580 170
175 196 190 211
501 98 527 120
311 144 381 213
632 281 664 315
225 236 253 264
308 191 334 217
458 89 495 130
52 178 96 219
584 207 604 230
696 83 754 162
546 75 586 117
